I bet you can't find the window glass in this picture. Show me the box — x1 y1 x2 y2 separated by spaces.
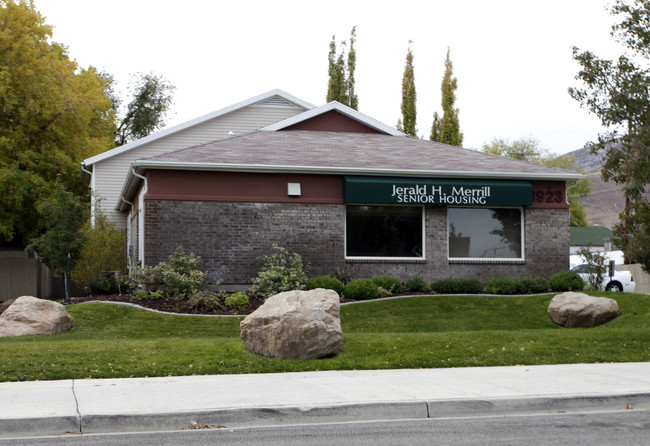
448 208 522 259
346 205 423 258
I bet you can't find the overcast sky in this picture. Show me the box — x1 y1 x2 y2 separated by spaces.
33 0 624 155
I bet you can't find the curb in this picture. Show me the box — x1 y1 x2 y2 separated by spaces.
4 393 648 438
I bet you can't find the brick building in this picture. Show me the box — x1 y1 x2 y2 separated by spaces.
117 100 583 287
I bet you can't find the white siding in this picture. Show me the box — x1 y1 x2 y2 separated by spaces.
93 103 306 228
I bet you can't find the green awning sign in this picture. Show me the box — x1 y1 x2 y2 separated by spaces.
344 177 532 206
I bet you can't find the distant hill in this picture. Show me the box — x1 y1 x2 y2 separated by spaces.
563 146 625 228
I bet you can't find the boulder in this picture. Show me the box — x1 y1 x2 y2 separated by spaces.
548 292 620 328
240 289 342 360
0 296 74 337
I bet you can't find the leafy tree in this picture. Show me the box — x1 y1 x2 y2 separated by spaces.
114 73 175 147
482 137 591 227
0 0 115 247
430 48 463 146
569 0 650 269
326 27 358 109
576 246 608 291
397 43 417 136
28 178 89 301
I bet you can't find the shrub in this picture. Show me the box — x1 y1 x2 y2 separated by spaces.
127 265 165 292
485 276 518 294
344 279 380 300
518 275 550 294
430 278 483 294
404 277 429 293
549 270 585 292
131 289 165 303
370 276 403 294
159 247 210 298
306 275 345 295
72 211 127 293
456 278 484 294
187 291 225 313
430 278 458 294
225 292 250 310
250 245 308 298
576 247 608 291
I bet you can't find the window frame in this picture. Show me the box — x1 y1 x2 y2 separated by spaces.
447 206 525 262
344 204 426 261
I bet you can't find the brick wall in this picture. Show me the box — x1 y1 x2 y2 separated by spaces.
145 200 570 285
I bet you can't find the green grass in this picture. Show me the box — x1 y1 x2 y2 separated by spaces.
1 293 649 382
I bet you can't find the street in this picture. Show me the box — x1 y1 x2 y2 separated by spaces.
2 410 648 446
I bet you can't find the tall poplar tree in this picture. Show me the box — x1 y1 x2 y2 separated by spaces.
326 27 358 109
397 43 417 136
430 48 463 146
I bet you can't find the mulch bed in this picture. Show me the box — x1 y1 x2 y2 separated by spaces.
66 293 267 316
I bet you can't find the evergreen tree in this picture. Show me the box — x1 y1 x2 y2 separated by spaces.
430 48 463 146
326 27 358 109
398 43 417 136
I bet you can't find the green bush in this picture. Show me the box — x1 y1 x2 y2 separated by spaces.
187 291 224 313
430 278 458 294
225 292 250 310
306 275 345 295
250 245 308 298
72 211 127 293
430 278 483 294
131 289 165 303
344 279 380 300
485 276 519 294
518 275 550 294
456 278 484 294
370 276 403 294
549 270 585 292
404 277 429 293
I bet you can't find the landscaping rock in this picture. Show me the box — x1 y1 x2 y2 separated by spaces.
0 296 74 337
0 298 15 316
548 292 620 328
240 289 342 360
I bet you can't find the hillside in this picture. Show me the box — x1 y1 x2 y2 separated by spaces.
564 146 625 228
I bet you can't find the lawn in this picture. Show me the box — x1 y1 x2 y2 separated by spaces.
1 293 649 382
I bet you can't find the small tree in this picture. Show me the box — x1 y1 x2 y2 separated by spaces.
72 210 127 294
28 178 89 301
430 48 463 146
250 245 308 298
576 247 608 291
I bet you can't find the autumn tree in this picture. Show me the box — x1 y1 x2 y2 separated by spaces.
482 137 591 227
0 0 115 247
430 48 463 146
569 0 650 269
397 43 417 136
326 26 358 109
114 73 175 147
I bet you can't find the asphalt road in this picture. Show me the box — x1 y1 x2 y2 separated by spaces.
3 410 649 446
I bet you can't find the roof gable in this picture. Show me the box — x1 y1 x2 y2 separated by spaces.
261 101 402 136
82 89 314 167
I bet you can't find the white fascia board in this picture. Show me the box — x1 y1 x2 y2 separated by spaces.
260 101 404 136
83 89 315 167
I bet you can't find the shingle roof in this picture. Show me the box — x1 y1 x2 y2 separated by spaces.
139 130 582 179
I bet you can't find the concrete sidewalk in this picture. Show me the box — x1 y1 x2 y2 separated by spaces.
1 362 649 438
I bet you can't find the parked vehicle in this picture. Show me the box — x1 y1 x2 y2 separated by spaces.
570 264 635 292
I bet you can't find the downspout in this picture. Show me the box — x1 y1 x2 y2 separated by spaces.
81 164 96 226
131 169 148 268
121 196 135 271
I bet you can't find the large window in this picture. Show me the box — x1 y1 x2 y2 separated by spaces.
346 205 423 258
448 207 523 260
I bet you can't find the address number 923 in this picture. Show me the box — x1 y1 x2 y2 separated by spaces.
534 189 564 204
